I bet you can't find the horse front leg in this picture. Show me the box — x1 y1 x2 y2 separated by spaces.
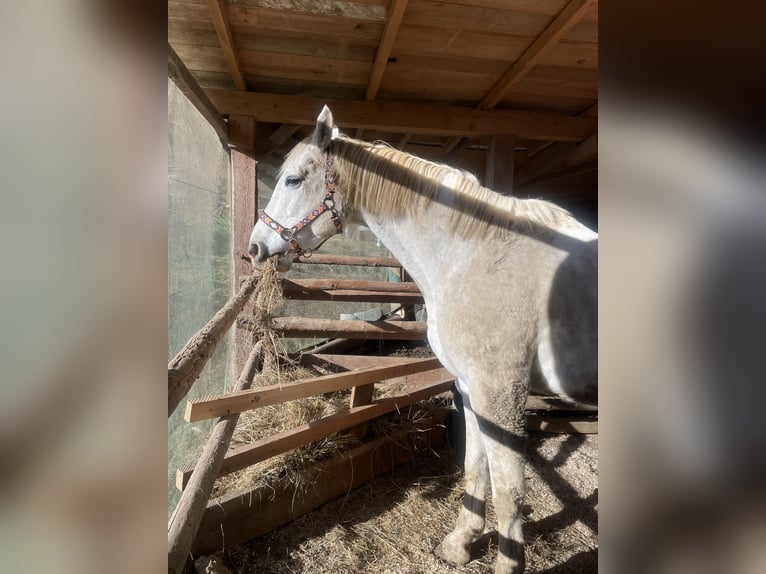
477 381 528 574
435 389 488 565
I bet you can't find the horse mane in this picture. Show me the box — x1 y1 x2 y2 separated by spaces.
328 137 571 240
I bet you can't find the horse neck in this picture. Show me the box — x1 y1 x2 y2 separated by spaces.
354 204 472 306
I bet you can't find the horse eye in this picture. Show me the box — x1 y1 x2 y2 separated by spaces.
285 175 303 187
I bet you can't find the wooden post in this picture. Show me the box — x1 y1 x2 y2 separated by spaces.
229 115 258 376
168 271 260 416
167 343 264 574
486 135 516 195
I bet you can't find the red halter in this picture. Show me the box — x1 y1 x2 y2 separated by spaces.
258 154 343 257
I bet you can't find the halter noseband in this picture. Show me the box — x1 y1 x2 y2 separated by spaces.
258 154 343 257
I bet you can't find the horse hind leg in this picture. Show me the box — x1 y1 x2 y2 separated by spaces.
435 391 489 566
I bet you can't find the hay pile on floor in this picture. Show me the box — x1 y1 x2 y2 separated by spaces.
220 433 598 574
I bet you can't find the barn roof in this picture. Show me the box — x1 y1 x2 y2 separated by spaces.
168 0 597 205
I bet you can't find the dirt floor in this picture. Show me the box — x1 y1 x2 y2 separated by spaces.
215 430 597 573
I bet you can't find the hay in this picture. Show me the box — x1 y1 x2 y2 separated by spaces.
221 434 598 574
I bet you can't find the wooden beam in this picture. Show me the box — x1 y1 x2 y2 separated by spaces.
205 90 597 142
207 0 246 90
397 133 412 149
228 115 258 375
168 271 260 417
239 316 429 340
365 0 409 101
517 132 597 187
291 253 401 267
478 0 595 110
178 375 455 489
485 135 516 195
184 358 442 422
191 422 448 554
167 343 263 574
167 43 228 143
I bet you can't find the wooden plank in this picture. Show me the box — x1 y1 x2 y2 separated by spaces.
205 90 597 141
366 0 409 101
526 395 598 412
208 0 246 89
192 422 447 554
239 316 429 340
479 0 595 109
168 343 263 574
292 253 401 267
299 353 429 372
178 375 455 488
526 414 598 434
168 43 228 143
404 0 549 36
168 271 260 417
238 50 372 85
283 288 424 304
225 5 385 40
185 357 441 422
282 278 421 293
228 115 258 376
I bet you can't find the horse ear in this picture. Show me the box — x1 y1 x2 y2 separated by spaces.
313 105 335 150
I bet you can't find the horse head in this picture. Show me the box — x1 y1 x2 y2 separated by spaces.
248 106 345 271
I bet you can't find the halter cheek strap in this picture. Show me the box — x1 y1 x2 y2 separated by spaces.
258 154 343 257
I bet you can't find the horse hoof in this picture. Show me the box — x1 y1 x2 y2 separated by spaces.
434 534 471 566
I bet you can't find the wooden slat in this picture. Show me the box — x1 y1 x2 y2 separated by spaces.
282 279 424 304
178 375 455 488
184 357 441 422
283 288 423 304
366 0 409 101
292 253 401 267
225 5 385 40
300 353 430 372
168 43 228 143
479 0 595 109
239 316 429 340
205 90 596 141
207 0 246 90
282 278 420 293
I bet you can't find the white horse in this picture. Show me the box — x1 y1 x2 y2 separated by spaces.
248 107 597 573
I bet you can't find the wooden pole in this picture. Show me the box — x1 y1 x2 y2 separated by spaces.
167 271 259 417
167 342 264 574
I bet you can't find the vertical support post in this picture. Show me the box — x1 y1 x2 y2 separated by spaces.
348 382 376 439
486 135 516 195
229 115 258 375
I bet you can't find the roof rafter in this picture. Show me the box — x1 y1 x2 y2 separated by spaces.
365 0 409 101
208 0 246 90
479 0 595 110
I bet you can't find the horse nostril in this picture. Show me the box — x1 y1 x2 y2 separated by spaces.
248 242 265 263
